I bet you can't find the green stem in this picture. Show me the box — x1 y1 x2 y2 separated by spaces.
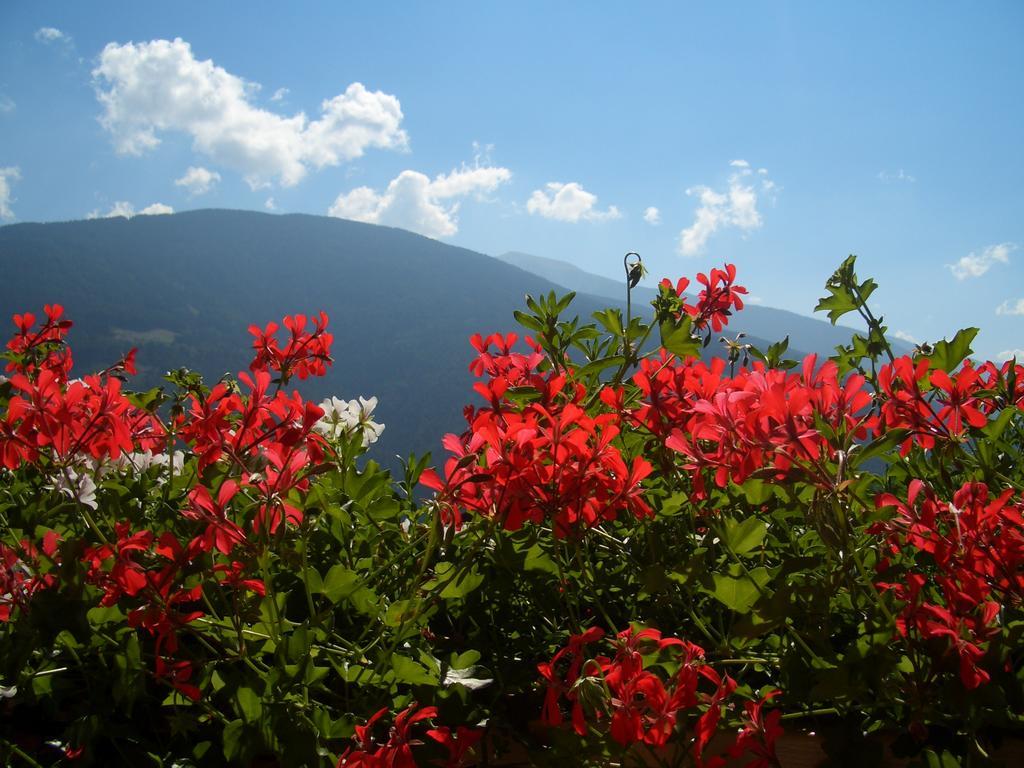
0 738 46 768
779 707 840 721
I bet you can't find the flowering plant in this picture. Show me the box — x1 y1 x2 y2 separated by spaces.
1 255 1022 767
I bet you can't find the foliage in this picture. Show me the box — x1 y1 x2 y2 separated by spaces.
1 255 1023 767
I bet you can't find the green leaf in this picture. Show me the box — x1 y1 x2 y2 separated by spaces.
576 355 626 379
322 565 379 615
451 649 482 669
659 315 700 358
321 565 359 603
815 283 859 325
554 291 577 314
523 544 559 575
593 308 624 337
391 654 437 686
234 686 262 722
385 599 419 627
852 429 908 466
708 567 771 613
658 492 688 517
436 561 484 599
921 328 978 372
982 407 1016 441
740 479 773 506
918 749 962 768
815 254 876 325
513 310 544 334
722 517 767 556
222 719 246 762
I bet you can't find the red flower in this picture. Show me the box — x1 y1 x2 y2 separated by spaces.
336 704 444 768
424 336 652 536
874 481 1024 689
728 691 784 768
185 480 247 555
249 311 333 383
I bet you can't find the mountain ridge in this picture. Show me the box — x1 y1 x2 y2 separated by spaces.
0 209 884 466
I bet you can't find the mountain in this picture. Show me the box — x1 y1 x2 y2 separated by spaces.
0 210 879 468
0 210 770 469
497 251 914 359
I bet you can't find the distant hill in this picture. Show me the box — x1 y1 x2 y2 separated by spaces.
0 211 888 467
497 251 914 359
0 210 781 468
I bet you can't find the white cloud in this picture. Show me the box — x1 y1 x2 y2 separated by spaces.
998 349 1024 362
678 161 776 256
270 87 289 102
0 167 21 220
526 182 620 223
87 201 173 219
35 27 70 44
139 202 174 216
947 243 1014 280
328 160 511 238
264 197 276 210
878 169 916 183
174 165 221 196
643 206 660 225
996 298 1024 316
0 96 14 114
891 329 918 344
92 38 408 188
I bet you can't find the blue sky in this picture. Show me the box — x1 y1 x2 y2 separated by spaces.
1 2 1022 360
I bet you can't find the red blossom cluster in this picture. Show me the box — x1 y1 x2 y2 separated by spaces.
878 357 1023 455
0 307 334 702
537 626 781 767
249 311 333 382
0 532 60 622
78 520 265 701
421 334 652 536
5 304 73 378
178 368 327 536
659 263 748 333
0 306 165 470
627 353 872 498
336 703 481 768
874 480 1024 689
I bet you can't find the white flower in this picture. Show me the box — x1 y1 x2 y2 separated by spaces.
50 468 98 510
83 450 186 483
443 667 494 691
315 395 385 447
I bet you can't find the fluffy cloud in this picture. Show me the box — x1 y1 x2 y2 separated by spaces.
92 38 408 188
328 162 511 238
174 166 221 196
998 349 1024 362
87 201 174 219
526 182 620 223
678 160 776 257
270 88 289 102
35 27 70 44
878 169 916 183
0 167 21 220
643 206 660 225
996 298 1024 316
947 243 1014 280
139 202 174 216
891 329 918 344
